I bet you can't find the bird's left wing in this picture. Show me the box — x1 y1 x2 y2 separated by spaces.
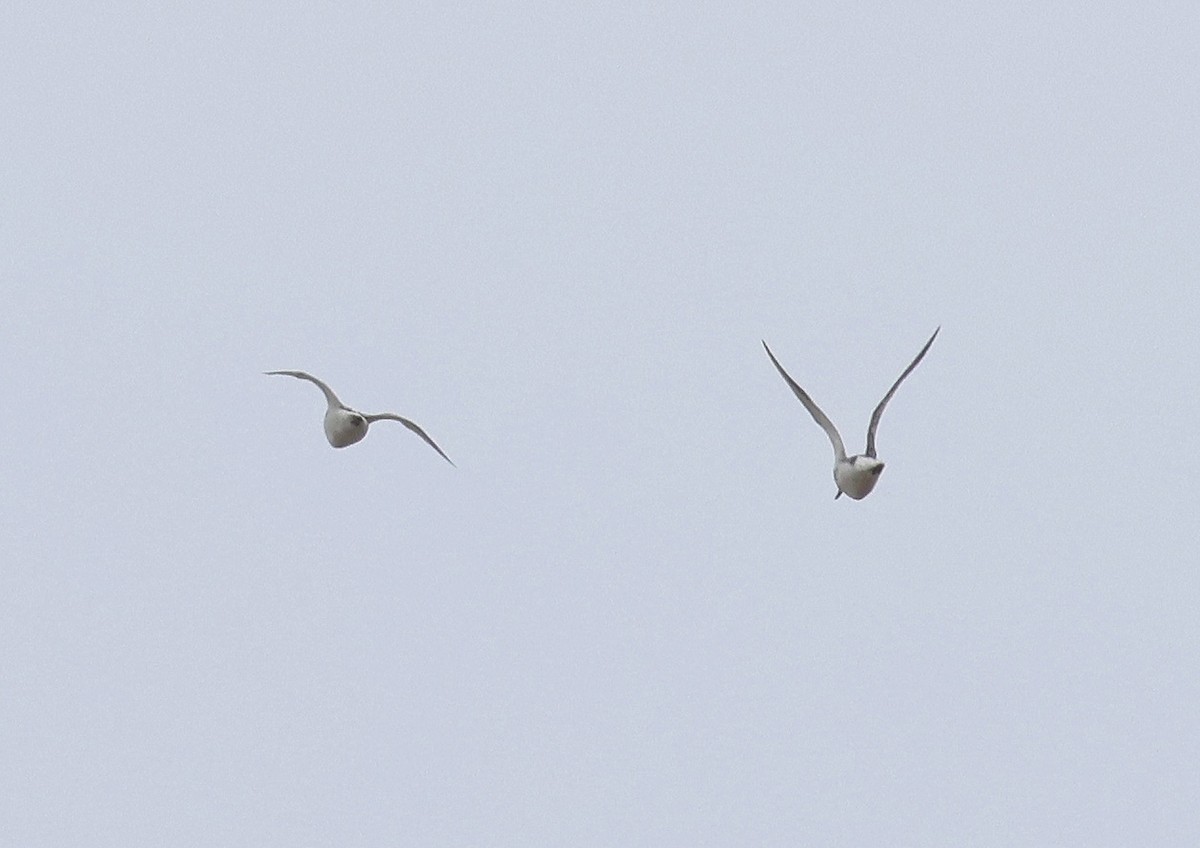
865 327 939 458
364 413 456 466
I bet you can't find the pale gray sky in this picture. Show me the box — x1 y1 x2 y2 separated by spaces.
3 2 1199 845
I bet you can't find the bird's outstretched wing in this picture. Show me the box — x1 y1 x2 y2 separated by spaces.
865 327 939 458
762 341 847 462
265 370 345 410
365 413 456 466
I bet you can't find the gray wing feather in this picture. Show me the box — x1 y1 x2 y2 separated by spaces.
763 341 847 462
865 327 939 458
264 370 345 410
365 413 456 466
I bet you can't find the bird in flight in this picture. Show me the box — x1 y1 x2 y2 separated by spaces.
265 370 455 466
762 328 939 500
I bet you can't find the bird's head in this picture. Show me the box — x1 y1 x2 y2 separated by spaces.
323 408 371 448
835 455 886 500
850 455 885 474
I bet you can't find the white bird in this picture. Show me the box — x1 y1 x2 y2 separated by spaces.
762 328 939 500
265 370 455 466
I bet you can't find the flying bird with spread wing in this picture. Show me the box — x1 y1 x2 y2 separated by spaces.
265 370 454 466
762 328 939 499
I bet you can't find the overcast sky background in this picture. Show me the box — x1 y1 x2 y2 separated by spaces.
3 1 1199 845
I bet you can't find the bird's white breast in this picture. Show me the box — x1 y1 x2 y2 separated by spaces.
835 456 884 500
324 409 369 448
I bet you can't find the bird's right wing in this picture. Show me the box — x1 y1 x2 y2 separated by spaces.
264 370 344 410
762 341 847 462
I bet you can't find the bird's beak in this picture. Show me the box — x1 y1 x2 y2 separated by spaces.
834 490 842 500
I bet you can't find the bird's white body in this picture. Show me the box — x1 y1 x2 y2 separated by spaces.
323 406 370 449
834 455 886 501
763 328 938 500
266 370 455 465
